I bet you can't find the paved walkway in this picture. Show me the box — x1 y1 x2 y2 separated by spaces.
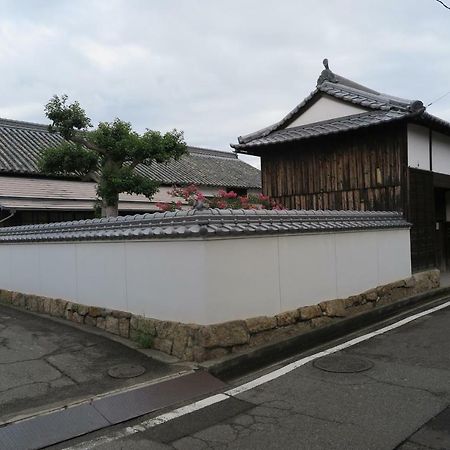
59 300 450 450
0 304 181 424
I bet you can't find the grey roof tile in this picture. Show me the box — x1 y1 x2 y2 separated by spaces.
0 208 409 243
233 110 408 149
232 67 449 151
0 118 261 189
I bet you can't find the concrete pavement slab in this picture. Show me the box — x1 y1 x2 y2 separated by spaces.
0 304 183 424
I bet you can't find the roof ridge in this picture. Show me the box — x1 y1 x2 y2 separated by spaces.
0 117 50 132
269 110 404 134
188 146 237 159
319 81 413 110
236 63 426 147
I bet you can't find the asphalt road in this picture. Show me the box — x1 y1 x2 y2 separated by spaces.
57 301 450 450
0 304 181 425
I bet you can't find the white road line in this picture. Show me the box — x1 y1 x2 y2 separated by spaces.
65 299 450 449
226 300 450 395
65 394 230 450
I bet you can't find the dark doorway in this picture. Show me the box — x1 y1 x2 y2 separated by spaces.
434 188 449 271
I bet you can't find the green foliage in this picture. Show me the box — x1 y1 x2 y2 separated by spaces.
134 331 154 348
38 142 98 175
40 95 187 216
45 95 92 140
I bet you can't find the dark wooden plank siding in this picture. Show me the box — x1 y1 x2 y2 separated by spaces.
260 124 406 213
406 168 435 271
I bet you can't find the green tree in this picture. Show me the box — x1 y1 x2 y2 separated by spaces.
39 95 187 217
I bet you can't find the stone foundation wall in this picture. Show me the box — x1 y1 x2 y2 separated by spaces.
0 270 439 362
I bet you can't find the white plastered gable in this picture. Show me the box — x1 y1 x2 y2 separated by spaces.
285 95 368 128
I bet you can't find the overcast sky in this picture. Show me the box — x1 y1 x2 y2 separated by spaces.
0 0 449 169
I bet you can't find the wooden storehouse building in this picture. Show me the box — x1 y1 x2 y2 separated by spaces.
233 61 450 272
0 118 261 226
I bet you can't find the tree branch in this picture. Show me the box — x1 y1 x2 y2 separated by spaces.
71 135 106 155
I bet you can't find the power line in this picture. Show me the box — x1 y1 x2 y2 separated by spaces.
427 91 450 107
435 0 450 10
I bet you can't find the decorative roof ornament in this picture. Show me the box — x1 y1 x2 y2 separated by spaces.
317 58 338 86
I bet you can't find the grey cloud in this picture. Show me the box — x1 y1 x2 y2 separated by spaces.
0 0 449 171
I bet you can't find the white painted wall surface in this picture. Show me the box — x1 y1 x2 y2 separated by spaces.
0 229 411 324
432 131 450 176
407 124 430 170
286 96 367 128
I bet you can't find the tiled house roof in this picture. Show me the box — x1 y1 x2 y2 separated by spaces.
233 62 450 151
232 110 407 149
0 118 261 188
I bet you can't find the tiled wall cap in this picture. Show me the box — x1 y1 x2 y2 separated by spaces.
0 209 410 243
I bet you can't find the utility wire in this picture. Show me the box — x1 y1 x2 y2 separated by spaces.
427 91 450 107
435 0 450 10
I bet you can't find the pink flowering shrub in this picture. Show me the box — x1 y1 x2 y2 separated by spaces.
156 184 284 211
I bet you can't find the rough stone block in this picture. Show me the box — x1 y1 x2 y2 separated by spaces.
346 302 374 316
344 295 363 308
118 318 130 338
232 343 250 354
292 321 312 334
111 310 132 319
84 315 97 327
192 346 207 362
0 290 11 304
130 316 157 335
310 316 334 328
153 337 173 354
248 324 305 348
181 346 194 361
205 347 230 360
298 305 322 320
51 299 68 317
96 317 106 330
404 276 416 288
42 298 52 314
171 324 200 359
11 292 26 308
87 306 104 317
245 316 277 334
71 312 84 324
198 320 249 349
105 316 120 335
319 299 346 317
275 310 299 327
364 289 378 302
155 321 177 340
77 305 89 316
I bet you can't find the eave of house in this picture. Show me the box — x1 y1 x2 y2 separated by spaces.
232 61 450 154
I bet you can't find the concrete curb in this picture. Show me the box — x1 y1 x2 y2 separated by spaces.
200 286 450 379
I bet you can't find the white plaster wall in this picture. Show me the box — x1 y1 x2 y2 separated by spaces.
278 233 337 310
0 228 411 324
432 131 450 176
407 124 430 170
286 96 367 128
204 237 280 323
